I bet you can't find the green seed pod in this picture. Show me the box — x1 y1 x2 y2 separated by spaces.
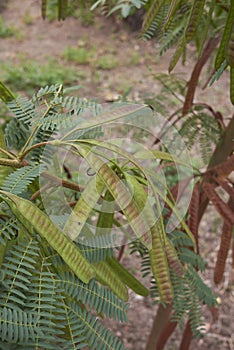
215 1 234 70
230 67 234 105
93 260 128 301
0 191 95 284
106 256 149 297
164 237 184 277
185 0 206 43
150 224 174 303
225 21 234 67
64 175 105 240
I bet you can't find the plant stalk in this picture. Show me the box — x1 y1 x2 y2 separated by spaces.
145 304 172 350
182 37 220 115
198 114 234 221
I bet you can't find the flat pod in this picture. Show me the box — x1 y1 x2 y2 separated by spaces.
106 256 149 297
215 1 234 70
185 0 206 43
230 66 234 105
225 22 234 67
93 260 129 301
0 191 95 284
150 224 174 303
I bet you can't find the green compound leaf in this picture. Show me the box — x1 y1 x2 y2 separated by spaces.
1 165 42 195
0 307 41 343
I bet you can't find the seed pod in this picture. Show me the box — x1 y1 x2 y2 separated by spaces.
96 189 114 237
215 1 234 70
150 224 174 303
0 191 95 284
142 0 164 35
93 260 128 301
164 237 184 277
230 67 234 105
125 173 174 301
225 21 234 67
169 38 186 72
106 256 149 297
185 0 205 43
78 147 152 246
64 175 105 240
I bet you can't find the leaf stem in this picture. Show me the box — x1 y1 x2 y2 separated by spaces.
0 158 28 168
18 141 50 159
0 147 17 160
18 84 63 160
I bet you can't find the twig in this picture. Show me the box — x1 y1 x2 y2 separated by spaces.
182 37 220 115
31 172 84 201
41 172 84 192
0 147 17 160
31 183 52 201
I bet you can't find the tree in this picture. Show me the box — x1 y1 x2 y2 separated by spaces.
0 1 233 349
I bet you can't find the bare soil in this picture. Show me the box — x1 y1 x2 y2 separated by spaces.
0 1 233 349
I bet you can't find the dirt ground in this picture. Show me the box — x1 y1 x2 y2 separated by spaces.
0 1 233 349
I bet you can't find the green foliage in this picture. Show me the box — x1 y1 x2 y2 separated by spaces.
0 83 133 349
94 54 119 70
0 16 17 38
42 0 95 24
63 46 93 65
139 0 234 103
91 0 145 17
1 0 233 347
0 235 128 349
130 223 217 336
0 215 18 244
2 59 82 94
59 272 129 322
132 234 217 336
145 73 223 166
0 80 217 348
179 109 222 164
1 165 42 195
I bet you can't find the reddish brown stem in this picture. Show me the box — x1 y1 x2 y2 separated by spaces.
188 183 200 253
182 37 220 115
31 172 84 201
41 172 83 192
214 220 233 284
117 245 126 261
19 141 49 160
156 319 177 350
179 320 193 350
231 239 234 286
199 115 234 222
145 304 172 350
